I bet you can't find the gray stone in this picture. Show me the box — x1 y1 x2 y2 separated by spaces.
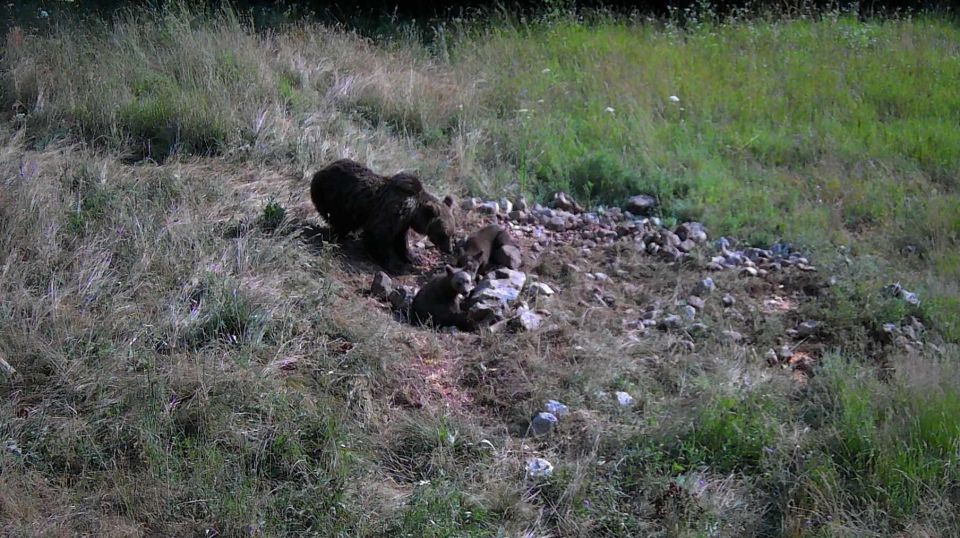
511 307 544 332
740 266 759 277
494 268 527 289
615 391 635 407
675 221 708 243
645 241 661 255
721 294 736 308
625 194 657 215
659 314 682 331
677 239 697 253
499 198 514 215
515 197 529 211
495 244 523 270
388 286 415 312
682 305 697 321
461 197 479 211
370 271 393 299
526 457 554 478
722 330 744 343
693 278 716 297
546 216 567 232
687 295 706 310
660 230 682 247
528 282 555 297
544 399 569 416
778 345 794 361
765 348 779 365
530 412 558 436
796 320 820 338
508 210 527 222
550 191 583 213
479 201 500 215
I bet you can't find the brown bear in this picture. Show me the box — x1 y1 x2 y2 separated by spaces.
455 223 522 277
310 159 456 274
410 265 476 331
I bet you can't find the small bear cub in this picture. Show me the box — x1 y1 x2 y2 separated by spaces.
410 265 476 331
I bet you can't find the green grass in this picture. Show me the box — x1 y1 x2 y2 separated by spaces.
1 4 959 537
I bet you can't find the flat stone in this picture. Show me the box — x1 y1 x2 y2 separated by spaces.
370 271 393 299
796 320 820 338
544 399 569 416
526 457 554 478
546 216 566 232
687 295 706 310
721 294 736 307
528 282 555 297
682 305 697 321
615 391 635 407
625 194 657 215
722 330 744 343
675 221 708 243
510 307 543 332
693 278 716 297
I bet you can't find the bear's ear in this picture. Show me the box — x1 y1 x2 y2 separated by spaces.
444 264 455 277
443 195 455 208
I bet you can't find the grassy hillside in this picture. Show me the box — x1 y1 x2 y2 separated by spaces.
1 5 958 536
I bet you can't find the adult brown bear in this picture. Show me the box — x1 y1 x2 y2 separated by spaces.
310 159 456 274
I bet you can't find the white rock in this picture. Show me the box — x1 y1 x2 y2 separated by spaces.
615 391 635 407
526 457 554 478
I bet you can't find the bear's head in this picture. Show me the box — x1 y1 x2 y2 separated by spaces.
445 264 474 296
414 195 456 254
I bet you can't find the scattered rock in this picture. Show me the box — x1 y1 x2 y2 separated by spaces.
515 197 529 211
4 439 21 457
740 266 759 277
530 412 558 436
499 198 514 215
494 268 527 289
479 201 500 215
765 348 779 365
778 345 794 361
461 197 479 211
615 391 635 407
693 278 716 297
526 457 554 478
722 330 744 343
510 307 544 332
659 314 682 331
686 295 706 310
370 272 393 299
528 282 555 298
496 244 523 270
544 399 569 416
508 210 527 222
677 239 697 253
550 191 583 214
388 286 415 312
625 194 657 215
546 216 567 232
681 305 697 321
0 352 16 381
675 221 708 243
796 320 820 338
721 294 736 308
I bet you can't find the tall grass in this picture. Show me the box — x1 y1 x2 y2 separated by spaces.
2 4 959 536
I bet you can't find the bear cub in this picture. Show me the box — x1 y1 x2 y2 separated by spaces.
456 223 522 277
410 265 476 331
310 159 456 274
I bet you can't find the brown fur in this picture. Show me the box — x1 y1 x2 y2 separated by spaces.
410 265 476 331
455 224 520 277
310 159 456 274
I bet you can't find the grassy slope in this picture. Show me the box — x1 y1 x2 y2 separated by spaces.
1 6 959 537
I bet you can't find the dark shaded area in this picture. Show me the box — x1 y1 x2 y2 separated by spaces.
1 0 955 35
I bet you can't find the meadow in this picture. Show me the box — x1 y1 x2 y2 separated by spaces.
1 4 958 536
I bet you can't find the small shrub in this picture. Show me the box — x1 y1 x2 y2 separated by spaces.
256 197 286 234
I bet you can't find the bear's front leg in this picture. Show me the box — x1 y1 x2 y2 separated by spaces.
394 231 423 266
